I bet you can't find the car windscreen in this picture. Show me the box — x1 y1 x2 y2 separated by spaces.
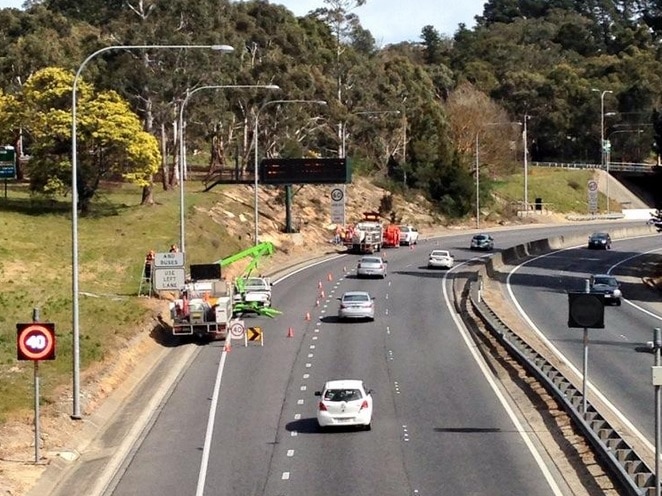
593 277 615 286
360 258 381 264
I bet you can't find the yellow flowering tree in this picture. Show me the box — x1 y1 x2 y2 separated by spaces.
1 67 160 212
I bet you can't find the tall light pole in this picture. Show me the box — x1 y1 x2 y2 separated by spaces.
591 88 613 213
70 43 233 419
475 132 480 228
253 99 326 245
178 84 279 254
522 114 530 215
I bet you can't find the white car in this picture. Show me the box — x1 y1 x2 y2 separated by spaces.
315 379 373 430
427 249 454 269
399 225 419 246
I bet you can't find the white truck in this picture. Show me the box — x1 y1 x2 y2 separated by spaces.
169 275 234 341
348 212 384 254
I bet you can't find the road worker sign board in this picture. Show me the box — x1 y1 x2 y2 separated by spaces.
17 323 56 361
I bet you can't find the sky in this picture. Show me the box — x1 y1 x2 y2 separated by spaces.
0 0 486 45
278 1 485 44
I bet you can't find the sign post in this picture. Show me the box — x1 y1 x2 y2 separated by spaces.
568 283 604 416
330 187 345 225
17 312 56 463
587 179 598 216
0 146 16 199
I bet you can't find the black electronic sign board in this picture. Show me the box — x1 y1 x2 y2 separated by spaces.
259 158 351 185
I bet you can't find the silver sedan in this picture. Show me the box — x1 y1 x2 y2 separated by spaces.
356 256 387 278
338 291 375 321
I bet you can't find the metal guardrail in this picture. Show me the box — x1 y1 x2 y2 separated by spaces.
532 161 658 173
465 279 654 495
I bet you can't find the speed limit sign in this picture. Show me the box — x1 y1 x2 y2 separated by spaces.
17 323 56 361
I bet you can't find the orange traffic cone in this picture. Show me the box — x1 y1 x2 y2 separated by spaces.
305 312 311 321
287 327 294 338
223 341 232 352
318 281 323 289
315 299 320 307
320 290 325 298
327 272 333 281
343 266 347 272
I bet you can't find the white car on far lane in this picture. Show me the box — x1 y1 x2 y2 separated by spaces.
315 379 373 430
427 249 454 269
399 225 419 246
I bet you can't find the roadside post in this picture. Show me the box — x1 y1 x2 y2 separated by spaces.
16 309 56 463
0 145 16 199
650 327 662 496
567 280 605 415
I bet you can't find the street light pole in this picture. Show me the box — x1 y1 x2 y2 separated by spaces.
522 114 529 215
70 43 233 419
591 88 613 213
475 132 480 229
253 99 326 245
178 84 279 254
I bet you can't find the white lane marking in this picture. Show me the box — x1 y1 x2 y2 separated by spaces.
282 472 290 480
305 363 312 368
303 373 310 379
307 353 314 358
195 349 230 496
506 243 662 455
442 265 564 496
300 385 307 391
294 413 301 420
291 431 298 437
312 336 318 341
297 399 304 405
310 345 316 349
287 449 294 457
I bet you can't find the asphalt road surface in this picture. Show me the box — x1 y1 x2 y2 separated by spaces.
48 220 650 496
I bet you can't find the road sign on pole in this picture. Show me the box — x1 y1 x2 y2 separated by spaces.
330 187 345 224
0 146 16 179
17 322 56 361
587 180 598 214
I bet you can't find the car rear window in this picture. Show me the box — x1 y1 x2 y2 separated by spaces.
324 389 362 401
361 257 381 264
343 294 370 303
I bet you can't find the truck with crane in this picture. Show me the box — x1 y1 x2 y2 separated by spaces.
167 242 280 341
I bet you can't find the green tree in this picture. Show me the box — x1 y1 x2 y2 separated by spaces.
6 67 160 212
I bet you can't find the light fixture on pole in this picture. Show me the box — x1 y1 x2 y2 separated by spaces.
591 88 613 213
178 84 279 254
70 43 233 419
253 99 326 245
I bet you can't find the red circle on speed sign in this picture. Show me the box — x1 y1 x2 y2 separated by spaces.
17 323 56 361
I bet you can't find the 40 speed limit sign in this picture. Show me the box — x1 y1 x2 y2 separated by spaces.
16 323 56 361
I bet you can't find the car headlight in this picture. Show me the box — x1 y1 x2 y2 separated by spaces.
613 289 622 297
